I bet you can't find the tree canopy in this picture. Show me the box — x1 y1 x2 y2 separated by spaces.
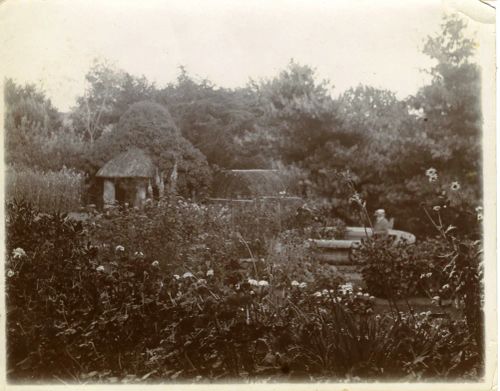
70 60 156 143
5 13 482 236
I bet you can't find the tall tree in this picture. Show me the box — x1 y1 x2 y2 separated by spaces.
4 78 70 169
250 61 341 164
412 14 481 181
157 68 262 168
70 60 156 143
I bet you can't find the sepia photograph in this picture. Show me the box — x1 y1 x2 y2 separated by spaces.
0 0 496 388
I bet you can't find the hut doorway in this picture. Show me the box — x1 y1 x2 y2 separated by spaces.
115 181 127 204
115 180 134 205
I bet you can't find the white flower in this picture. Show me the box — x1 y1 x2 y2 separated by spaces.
370 296 375 300
291 280 300 287
339 282 353 294
433 206 441 212
12 248 26 259
206 269 214 277
173 274 180 280
258 280 269 287
349 193 363 205
450 181 461 191
115 245 125 252
426 272 432 278
7 269 15 278
299 282 307 289
425 168 437 177
475 206 483 213
477 213 483 221
151 260 159 267
313 291 322 297
428 174 438 183
322 289 329 295
134 251 144 257
182 272 194 279
363 293 370 297
441 284 450 290
96 265 105 272
198 279 207 285
248 279 259 286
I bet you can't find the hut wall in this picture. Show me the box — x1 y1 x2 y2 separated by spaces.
135 180 147 207
103 179 116 205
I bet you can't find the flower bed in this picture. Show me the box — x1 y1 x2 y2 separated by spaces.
5 199 483 382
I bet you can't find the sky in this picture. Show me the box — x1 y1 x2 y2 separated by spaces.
0 0 491 112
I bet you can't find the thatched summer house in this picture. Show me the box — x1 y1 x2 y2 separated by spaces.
96 147 160 207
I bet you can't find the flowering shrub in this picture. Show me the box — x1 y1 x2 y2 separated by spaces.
86 196 239 275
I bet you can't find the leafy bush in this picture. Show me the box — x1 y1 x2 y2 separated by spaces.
353 238 449 299
6 166 85 213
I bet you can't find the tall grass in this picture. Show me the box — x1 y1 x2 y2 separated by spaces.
6 166 84 213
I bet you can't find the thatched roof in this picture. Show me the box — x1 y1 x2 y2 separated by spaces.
96 148 155 178
212 169 286 199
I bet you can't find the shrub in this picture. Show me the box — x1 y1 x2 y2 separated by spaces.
353 238 449 299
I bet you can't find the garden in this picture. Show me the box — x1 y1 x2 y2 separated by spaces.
4 14 486 383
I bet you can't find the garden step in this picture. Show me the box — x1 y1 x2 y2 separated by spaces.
314 251 353 264
308 239 358 249
335 265 358 272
